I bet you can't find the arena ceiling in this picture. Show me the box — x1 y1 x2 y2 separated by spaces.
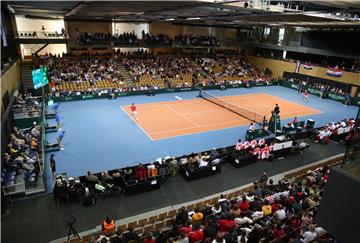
3 1 360 29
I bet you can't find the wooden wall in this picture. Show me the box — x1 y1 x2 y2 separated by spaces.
66 20 112 45
246 56 360 85
1 59 21 114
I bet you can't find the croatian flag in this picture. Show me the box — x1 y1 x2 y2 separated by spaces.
326 66 342 77
303 64 313 70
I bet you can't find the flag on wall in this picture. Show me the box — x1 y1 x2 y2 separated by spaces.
1 12 8 47
295 60 301 73
303 64 313 70
326 66 342 77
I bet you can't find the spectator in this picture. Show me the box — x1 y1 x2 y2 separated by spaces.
122 227 139 242
102 216 116 236
300 224 317 243
86 171 99 183
50 154 56 178
143 232 155 243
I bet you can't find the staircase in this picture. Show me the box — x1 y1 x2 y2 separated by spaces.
114 61 133 85
21 61 34 91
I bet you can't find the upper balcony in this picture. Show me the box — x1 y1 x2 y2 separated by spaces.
13 31 69 44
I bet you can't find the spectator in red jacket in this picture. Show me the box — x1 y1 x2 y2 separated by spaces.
239 196 249 212
272 224 285 240
143 232 156 243
188 225 204 243
218 214 237 232
135 163 147 180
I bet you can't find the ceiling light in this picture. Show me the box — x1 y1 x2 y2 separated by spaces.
186 17 201 20
165 18 175 21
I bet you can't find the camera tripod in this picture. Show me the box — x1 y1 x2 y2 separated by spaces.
66 218 81 243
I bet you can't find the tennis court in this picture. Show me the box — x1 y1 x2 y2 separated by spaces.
122 92 321 140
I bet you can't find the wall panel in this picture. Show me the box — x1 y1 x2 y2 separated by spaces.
247 56 360 85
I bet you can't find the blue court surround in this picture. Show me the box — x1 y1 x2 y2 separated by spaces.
44 86 358 191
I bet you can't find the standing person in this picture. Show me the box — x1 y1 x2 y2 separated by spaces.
57 130 65 149
52 102 60 112
55 112 61 131
303 90 309 102
130 103 139 121
319 85 325 99
344 92 351 106
273 104 280 115
50 154 56 178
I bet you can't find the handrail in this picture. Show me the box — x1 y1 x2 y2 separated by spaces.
1 56 21 77
15 31 69 39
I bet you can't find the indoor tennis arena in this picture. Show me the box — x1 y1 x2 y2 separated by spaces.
1 1 359 243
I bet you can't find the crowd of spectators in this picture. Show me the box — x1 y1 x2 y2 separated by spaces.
122 55 269 88
142 31 172 46
78 32 138 46
39 55 125 97
91 165 335 243
42 54 273 97
77 30 220 47
253 52 360 73
2 122 42 189
285 78 348 97
314 118 356 144
174 34 220 47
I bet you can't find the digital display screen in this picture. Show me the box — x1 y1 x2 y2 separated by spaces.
32 66 49 89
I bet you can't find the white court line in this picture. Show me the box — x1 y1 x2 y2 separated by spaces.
120 106 154 141
174 96 183 100
165 105 200 127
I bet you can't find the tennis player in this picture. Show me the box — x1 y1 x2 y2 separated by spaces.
130 103 139 120
303 90 309 102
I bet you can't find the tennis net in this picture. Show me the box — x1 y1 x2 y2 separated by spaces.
199 90 264 124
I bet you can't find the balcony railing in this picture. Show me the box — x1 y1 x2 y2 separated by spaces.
15 31 69 39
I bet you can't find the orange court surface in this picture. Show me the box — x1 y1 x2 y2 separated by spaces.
121 93 321 140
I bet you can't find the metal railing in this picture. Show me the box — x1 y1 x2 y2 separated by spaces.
15 31 69 39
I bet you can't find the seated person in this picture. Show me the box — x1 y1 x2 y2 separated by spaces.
169 157 180 176
250 139 258 149
198 158 208 167
243 140 251 151
261 144 271 160
147 163 158 178
135 163 147 180
102 216 116 236
191 208 204 225
258 138 266 148
95 181 107 192
250 146 261 159
209 148 219 161
314 128 325 143
249 123 255 132
100 171 113 183
187 153 198 169
263 120 269 132
86 171 99 183
235 139 244 153
293 116 299 124
123 227 140 242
